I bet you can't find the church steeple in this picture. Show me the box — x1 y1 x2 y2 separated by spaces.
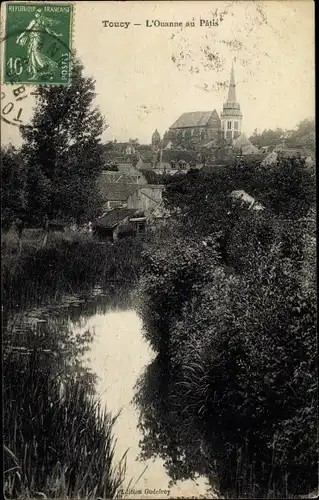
227 62 236 102
220 62 243 143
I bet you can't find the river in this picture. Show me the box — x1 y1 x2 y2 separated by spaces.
4 286 215 499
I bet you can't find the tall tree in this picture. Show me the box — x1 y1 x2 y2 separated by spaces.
21 60 107 225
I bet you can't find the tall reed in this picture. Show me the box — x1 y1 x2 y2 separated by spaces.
3 348 126 499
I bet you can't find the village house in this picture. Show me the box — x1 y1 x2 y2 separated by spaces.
93 198 169 242
97 179 140 211
97 173 165 216
261 146 315 168
102 163 148 185
150 149 202 173
93 207 142 242
127 185 164 213
232 133 260 155
93 182 167 241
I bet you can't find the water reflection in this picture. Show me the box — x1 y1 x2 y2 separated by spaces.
3 285 131 499
4 285 214 499
133 355 217 495
85 308 213 498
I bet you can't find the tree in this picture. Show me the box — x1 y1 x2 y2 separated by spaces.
21 60 107 225
1 145 27 230
249 119 315 152
256 155 315 219
286 118 315 151
249 128 284 148
139 152 317 496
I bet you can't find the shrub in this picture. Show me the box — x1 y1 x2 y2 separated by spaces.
138 226 220 354
138 189 317 496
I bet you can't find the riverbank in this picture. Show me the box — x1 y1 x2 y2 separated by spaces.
3 206 316 499
137 215 317 498
2 228 144 313
3 230 145 499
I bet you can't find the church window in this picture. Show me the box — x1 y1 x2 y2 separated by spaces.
227 121 232 130
234 121 238 130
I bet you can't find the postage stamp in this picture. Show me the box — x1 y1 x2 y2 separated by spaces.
3 2 73 85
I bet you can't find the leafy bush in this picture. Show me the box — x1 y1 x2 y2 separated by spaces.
138 226 219 354
138 155 317 497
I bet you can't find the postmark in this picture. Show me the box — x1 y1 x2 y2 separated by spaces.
1 83 34 127
3 2 74 85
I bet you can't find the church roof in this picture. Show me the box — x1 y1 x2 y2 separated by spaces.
170 110 219 129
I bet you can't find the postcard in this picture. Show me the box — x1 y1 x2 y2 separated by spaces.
1 1 316 499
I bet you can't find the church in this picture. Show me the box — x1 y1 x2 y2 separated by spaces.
152 64 243 150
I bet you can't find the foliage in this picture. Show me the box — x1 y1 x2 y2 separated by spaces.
2 230 144 312
20 60 106 225
139 225 219 354
285 118 315 151
139 153 317 497
140 169 166 185
163 155 315 242
255 155 316 219
1 145 27 230
249 118 315 152
249 128 284 148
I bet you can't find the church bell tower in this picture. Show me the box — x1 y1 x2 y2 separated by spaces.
221 63 243 143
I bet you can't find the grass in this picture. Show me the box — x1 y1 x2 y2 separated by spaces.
2 228 146 499
3 346 126 499
2 228 144 313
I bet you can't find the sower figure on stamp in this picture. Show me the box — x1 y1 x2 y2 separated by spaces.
16 8 63 81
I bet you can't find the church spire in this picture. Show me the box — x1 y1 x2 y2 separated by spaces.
227 62 236 102
220 61 242 143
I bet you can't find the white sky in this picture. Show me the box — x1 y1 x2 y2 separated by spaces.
1 0 315 145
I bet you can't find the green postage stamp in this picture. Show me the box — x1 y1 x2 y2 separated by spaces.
3 2 73 85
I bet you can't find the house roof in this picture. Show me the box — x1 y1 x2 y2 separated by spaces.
96 208 137 229
170 111 219 129
232 133 252 148
117 163 143 176
98 178 139 201
232 134 259 155
230 190 264 211
161 149 198 163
